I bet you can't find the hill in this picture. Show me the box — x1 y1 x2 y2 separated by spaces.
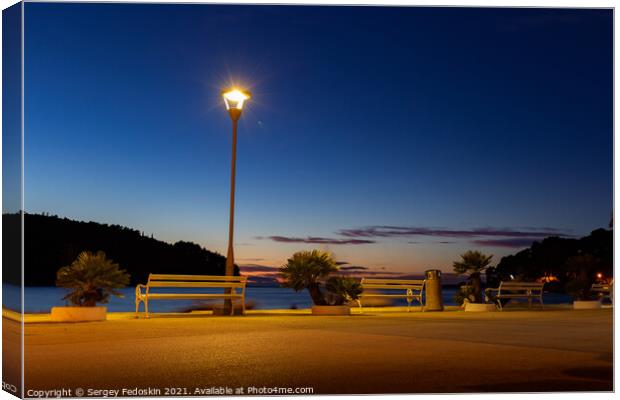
492 228 613 290
2 213 237 286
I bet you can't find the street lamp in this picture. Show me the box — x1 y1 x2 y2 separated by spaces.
221 88 251 312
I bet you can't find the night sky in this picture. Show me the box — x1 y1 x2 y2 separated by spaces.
23 4 612 275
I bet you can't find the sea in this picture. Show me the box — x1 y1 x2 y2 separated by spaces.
2 284 572 314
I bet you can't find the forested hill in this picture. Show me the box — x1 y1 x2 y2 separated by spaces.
3 213 237 286
493 227 612 289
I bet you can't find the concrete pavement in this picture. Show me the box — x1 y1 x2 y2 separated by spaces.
5 307 613 395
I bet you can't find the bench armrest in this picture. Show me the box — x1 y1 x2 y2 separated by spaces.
135 284 148 300
484 287 500 303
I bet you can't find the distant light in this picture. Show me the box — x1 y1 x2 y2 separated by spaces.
597 273 603 279
222 88 251 111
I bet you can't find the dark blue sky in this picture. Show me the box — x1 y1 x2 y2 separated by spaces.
24 4 612 273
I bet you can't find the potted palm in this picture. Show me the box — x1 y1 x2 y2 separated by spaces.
279 250 362 315
564 254 603 310
52 251 130 322
453 250 496 312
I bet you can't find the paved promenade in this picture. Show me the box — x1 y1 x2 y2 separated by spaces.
4 307 613 395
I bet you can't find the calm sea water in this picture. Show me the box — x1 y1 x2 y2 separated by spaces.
2 284 571 313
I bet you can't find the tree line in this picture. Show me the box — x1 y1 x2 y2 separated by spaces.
489 228 612 291
3 213 237 286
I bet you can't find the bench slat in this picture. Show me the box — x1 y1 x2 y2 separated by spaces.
146 293 243 299
148 274 247 282
146 282 245 288
499 282 543 288
362 284 424 290
362 279 425 285
359 294 422 298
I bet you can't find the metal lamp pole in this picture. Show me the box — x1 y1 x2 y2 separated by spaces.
225 108 241 277
221 88 251 314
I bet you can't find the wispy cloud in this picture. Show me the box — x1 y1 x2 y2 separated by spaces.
258 236 375 245
339 266 369 271
336 270 402 277
338 225 568 239
471 238 541 248
238 264 279 273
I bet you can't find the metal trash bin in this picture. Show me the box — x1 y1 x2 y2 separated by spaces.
424 269 444 311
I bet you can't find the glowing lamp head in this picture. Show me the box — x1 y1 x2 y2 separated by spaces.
222 88 251 111
597 273 603 279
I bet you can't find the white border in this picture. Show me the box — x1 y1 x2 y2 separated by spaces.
0 2 616 400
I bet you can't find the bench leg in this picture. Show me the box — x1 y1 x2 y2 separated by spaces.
135 299 140 318
539 295 544 310
406 299 412 312
145 299 149 319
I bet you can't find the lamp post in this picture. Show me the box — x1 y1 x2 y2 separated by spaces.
221 88 251 313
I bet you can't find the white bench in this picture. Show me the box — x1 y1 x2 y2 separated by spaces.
591 283 613 304
358 278 425 312
485 281 544 310
135 274 247 318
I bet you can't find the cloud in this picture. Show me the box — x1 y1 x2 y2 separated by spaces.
238 264 279 273
336 270 402 277
259 236 375 245
408 240 455 244
338 225 568 239
339 266 369 271
471 238 540 248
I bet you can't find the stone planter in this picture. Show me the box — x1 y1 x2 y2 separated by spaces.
311 305 351 315
573 300 602 310
464 303 496 312
51 306 107 322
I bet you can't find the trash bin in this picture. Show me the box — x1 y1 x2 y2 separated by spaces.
424 269 444 311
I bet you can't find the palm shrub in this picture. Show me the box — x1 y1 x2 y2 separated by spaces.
279 250 362 306
453 250 493 304
56 250 130 307
325 276 363 306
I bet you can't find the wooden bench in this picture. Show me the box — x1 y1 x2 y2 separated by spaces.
591 283 613 304
484 281 544 310
135 274 247 318
358 278 425 312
